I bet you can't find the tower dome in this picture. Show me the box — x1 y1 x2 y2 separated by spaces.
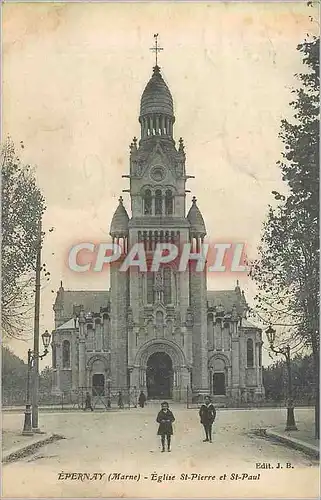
187 197 206 236
140 66 174 117
139 66 175 140
110 197 129 237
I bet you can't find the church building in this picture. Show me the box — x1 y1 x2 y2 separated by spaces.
51 51 264 404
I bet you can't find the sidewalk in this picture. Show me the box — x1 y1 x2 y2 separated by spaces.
2 429 38 454
2 432 65 464
263 416 319 459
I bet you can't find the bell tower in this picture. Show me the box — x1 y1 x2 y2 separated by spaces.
110 36 209 398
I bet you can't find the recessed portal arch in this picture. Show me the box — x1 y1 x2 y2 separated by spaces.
146 352 173 399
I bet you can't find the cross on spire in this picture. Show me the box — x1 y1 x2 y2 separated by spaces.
150 33 163 67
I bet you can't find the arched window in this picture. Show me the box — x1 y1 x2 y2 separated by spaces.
95 318 102 351
166 319 173 336
165 190 173 215
87 323 94 351
247 338 254 368
207 313 214 350
163 267 172 305
155 190 162 215
103 314 110 350
144 189 152 215
147 320 154 337
156 311 164 336
52 344 56 369
146 272 154 304
62 340 70 368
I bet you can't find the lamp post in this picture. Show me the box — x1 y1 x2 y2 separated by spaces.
265 325 298 431
31 219 42 432
22 330 51 435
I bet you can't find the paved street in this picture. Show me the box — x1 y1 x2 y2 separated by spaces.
2 405 319 498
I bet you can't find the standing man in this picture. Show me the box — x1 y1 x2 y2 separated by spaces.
199 395 216 442
84 392 94 412
118 391 124 409
138 391 147 408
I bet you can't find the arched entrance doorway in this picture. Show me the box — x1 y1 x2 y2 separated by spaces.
209 354 229 397
92 373 105 396
212 372 226 395
146 352 173 399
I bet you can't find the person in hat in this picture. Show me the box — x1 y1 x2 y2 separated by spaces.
199 395 216 442
138 391 147 408
156 401 175 452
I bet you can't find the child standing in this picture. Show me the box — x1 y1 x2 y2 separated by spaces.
156 401 175 452
199 395 216 442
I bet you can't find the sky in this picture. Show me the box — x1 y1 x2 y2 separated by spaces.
2 1 318 367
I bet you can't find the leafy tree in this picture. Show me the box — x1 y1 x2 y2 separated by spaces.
2 349 54 405
263 355 315 404
250 35 319 437
1 138 46 339
2 346 28 404
263 360 285 402
39 366 53 392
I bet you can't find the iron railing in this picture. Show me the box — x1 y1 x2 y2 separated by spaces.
2 386 140 410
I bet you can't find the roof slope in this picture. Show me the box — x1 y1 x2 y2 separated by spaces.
57 290 110 319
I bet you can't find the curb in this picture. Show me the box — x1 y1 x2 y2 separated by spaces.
2 433 65 464
264 429 319 459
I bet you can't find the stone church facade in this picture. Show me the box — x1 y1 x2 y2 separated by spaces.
52 63 264 404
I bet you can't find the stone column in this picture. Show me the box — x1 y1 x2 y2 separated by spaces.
160 115 164 134
227 366 232 394
102 316 109 351
78 313 86 389
71 337 78 391
130 367 140 388
139 368 147 391
215 321 222 350
175 366 189 401
95 320 102 351
239 335 246 389
255 341 261 390
53 342 61 395
230 320 240 402
183 325 192 362
128 324 137 356
191 263 208 393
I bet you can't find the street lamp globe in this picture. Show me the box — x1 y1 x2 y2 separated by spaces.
41 329 51 349
266 325 276 345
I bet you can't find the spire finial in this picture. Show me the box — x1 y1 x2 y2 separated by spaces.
192 196 197 205
150 33 163 67
119 196 123 204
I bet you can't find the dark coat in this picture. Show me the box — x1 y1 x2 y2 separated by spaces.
156 409 175 435
199 403 216 425
138 392 146 404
